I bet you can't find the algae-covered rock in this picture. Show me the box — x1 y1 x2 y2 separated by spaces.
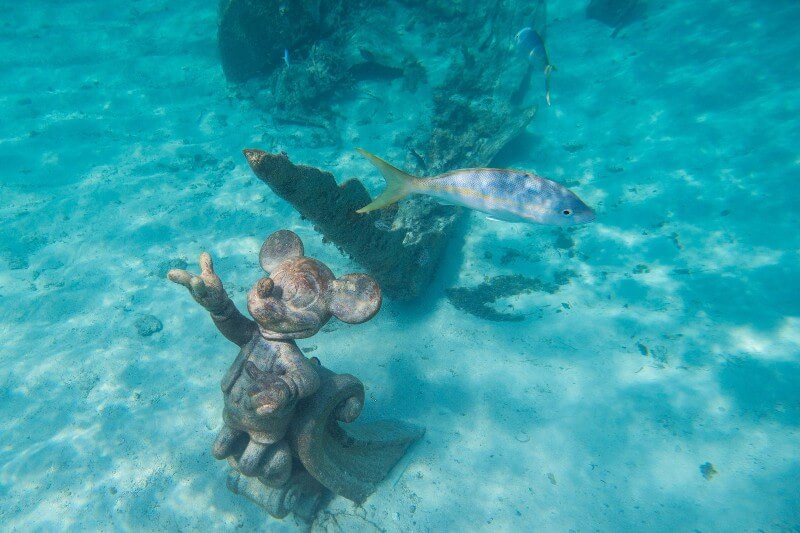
220 1 547 172
243 149 461 301
272 39 350 127
424 94 537 174
586 0 647 37
218 0 332 82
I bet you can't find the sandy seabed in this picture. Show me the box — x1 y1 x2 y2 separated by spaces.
1 0 799 531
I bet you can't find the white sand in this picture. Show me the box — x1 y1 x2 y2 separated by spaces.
1 0 798 530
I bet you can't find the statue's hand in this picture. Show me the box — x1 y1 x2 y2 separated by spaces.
334 395 363 423
168 252 230 314
245 361 292 416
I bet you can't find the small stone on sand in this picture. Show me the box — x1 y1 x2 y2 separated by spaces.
700 462 717 480
135 314 163 337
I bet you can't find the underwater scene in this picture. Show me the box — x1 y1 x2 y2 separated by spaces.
1 0 799 530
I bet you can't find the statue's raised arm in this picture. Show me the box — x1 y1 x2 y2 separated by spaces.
168 252 258 346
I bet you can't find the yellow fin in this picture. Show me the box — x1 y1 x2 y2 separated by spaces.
544 64 554 106
355 148 417 213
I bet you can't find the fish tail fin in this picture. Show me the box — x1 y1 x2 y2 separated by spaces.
355 148 417 213
544 64 554 106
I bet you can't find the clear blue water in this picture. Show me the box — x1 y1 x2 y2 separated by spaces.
1 0 798 530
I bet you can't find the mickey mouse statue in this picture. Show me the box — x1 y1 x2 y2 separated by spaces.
168 230 422 521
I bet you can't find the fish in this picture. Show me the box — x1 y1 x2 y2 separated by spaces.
515 27 549 71
283 48 290 67
355 149 595 226
514 27 555 105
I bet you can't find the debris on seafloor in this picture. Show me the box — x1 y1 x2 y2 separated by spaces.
445 275 559 322
243 149 460 301
586 0 647 37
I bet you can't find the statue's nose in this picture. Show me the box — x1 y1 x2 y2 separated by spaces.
256 277 274 298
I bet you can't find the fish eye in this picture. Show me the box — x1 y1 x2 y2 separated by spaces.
562 209 572 216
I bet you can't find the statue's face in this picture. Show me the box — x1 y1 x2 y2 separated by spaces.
247 257 335 340
250 230 382 340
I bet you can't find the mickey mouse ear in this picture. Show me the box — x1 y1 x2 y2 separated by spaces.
329 273 382 324
260 230 304 272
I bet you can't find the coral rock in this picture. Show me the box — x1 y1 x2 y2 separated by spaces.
243 150 461 300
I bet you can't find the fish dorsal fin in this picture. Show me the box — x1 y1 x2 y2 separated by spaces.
531 0 547 41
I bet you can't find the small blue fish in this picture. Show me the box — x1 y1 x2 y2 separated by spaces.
283 48 290 67
515 27 549 69
514 27 555 105
356 149 595 226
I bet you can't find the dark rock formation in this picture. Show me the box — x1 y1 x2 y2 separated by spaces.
168 229 423 521
243 149 461 301
416 2 541 173
424 95 538 174
446 275 558 322
586 0 647 37
219 1 546 172
218 0 331 83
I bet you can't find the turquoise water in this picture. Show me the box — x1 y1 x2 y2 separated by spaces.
1 0 798 531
